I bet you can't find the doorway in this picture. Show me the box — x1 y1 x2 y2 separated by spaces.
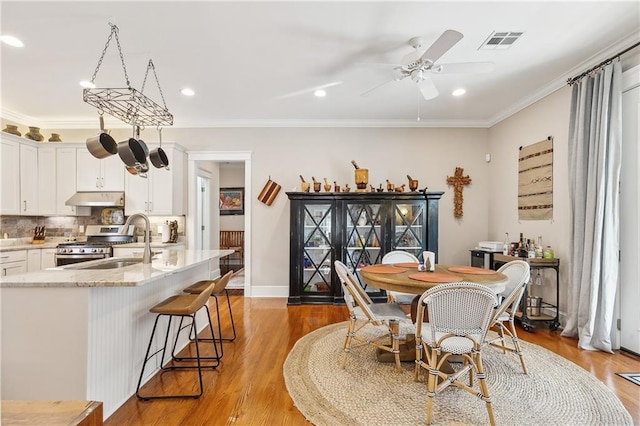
195 174 211 250
187 151 252 296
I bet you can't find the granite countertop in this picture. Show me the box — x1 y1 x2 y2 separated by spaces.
0 249 234 288
0 241 61 252
0 240 183 252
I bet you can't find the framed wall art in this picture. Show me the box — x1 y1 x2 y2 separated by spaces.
220 187 245 215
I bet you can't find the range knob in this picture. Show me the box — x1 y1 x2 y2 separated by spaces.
79 248 84 253
92 248 98 253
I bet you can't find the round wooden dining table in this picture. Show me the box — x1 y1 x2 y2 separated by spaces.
360 263 508 296
361 263 508 322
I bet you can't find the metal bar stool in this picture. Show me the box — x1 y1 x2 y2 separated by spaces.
183 271 236 356
136 280 220 400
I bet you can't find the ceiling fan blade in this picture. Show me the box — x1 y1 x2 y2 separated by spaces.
436 62 495 74
360 78 397 97
416 76 439 100
419 29 463 63
275 81 343 100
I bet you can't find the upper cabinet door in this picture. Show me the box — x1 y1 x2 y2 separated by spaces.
0 139 20 215
76 150 102 191
101 154 124 191
19 144 38 215
76 149 124 191
38 147 57 215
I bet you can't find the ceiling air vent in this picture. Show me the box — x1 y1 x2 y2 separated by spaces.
479 31 523 50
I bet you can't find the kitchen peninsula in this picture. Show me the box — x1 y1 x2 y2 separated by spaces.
0 249 233 420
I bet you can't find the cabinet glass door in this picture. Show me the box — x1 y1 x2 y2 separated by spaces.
343 202 384 295
302 204 333 294
392 202 425 259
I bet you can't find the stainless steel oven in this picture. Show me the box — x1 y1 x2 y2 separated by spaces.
55 244 112 266
55 225 134 267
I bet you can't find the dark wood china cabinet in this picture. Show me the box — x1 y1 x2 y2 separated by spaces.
287 191 443 304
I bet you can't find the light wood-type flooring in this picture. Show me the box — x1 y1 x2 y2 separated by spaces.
106 295 640 425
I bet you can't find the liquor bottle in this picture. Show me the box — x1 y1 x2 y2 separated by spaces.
535 236 544 258
527 239 536 258
503 232 510 255
518 233 526 258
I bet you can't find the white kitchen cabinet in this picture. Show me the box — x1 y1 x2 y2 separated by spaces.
76 149 124 192
57 148 89 216
20 144 39 215
38 147 89 216
27 249 41 272
0 138 21 215
38 147 57 215
41 248 56 269
0 136 38 215
0 250 27 276
124 146 185 216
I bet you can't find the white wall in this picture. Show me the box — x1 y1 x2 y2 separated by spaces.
173 127 491 291
36 126 491 293
488 86 572 315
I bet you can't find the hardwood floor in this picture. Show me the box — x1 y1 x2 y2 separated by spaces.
106 296 640 425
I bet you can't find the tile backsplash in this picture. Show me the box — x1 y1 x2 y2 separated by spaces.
0 209 185 240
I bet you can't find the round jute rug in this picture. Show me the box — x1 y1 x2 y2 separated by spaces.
283 322 632 426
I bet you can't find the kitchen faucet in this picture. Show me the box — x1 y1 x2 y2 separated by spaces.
120 213 153 264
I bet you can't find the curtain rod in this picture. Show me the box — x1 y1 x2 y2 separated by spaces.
567 41 640 85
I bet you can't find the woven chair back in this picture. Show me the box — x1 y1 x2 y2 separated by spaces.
382 250 419 264
494 260 530 319
418 282 498 341
335 260 379 323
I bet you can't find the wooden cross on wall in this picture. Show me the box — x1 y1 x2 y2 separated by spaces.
446 167 472 217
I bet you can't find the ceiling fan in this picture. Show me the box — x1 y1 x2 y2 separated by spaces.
362 29 494 100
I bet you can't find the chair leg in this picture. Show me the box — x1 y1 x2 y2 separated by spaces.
389 319 402 372
475 352 496 426
498 323 507 354
341 318 356 369
508 317 528 374
220 289 237 341
175 309 221 364
137 313 210 400
425 347 438 425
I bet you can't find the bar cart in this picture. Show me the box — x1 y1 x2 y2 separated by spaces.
492 254 560 331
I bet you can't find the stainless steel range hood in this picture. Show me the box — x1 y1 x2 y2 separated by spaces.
65 192 125 207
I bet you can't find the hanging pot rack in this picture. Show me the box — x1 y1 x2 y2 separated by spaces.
82 23 173 127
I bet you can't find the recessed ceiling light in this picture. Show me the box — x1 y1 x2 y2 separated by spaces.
314 89 326 97
452 88 466 97
181 88 195 96
80 80 96 89
1 35 24 47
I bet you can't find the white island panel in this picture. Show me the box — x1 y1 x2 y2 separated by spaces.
0 249 232 420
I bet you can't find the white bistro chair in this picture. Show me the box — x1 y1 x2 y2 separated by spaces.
414 281 499 425
486 260 531 373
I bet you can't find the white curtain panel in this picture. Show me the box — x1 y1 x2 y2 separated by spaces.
562 61 622 353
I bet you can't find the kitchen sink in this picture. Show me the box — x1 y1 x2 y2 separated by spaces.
70 258 144 270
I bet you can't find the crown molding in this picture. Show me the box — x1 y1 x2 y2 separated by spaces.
487 32 640 127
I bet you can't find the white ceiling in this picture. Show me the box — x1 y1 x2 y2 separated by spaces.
1 1 639 129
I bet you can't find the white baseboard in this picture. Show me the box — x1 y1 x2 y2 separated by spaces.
249 285 289 298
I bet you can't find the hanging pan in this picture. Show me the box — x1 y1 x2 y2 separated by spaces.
118 125 147 167
86 114 117 159
150 127 170 169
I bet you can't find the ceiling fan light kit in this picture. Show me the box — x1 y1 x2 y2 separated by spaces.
362 29 495 101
